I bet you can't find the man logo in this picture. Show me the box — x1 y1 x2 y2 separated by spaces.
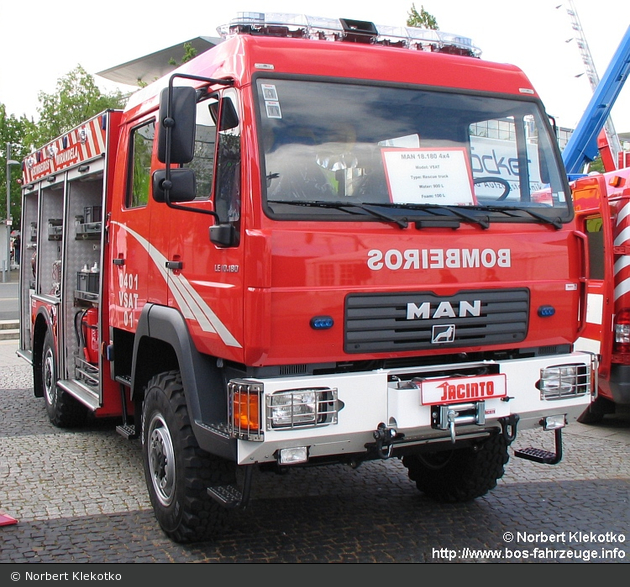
432 324 455 344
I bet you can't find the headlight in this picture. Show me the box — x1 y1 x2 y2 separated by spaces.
539 364 590 399
266 388 339 430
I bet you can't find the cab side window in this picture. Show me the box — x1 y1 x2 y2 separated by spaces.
585 216 604 280
214 92 241 225
127 121 155 208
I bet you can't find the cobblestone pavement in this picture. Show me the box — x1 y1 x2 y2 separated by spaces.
1 340 629 563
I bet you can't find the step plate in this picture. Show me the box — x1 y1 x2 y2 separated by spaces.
514 446 560 464
208 484 243 508
116 424 138 440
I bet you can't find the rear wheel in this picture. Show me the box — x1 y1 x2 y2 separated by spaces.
577 396 615 424
142 370 236 543
41 329 87 428
402 432 509 503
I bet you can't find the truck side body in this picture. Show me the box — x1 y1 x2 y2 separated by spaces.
18 15 594 542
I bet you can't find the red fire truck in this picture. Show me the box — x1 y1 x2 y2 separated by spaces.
563 25 630 422
18 13 595 543
573 167 630 422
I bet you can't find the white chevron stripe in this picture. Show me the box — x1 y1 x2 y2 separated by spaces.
614 225 630 247
614 255 630 276
616 202 630 226
111 221 241 348
614 276 630 302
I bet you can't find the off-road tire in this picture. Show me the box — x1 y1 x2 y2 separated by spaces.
41 329 87 428
402 432 509 503
142 370 236 544
577 396 615 424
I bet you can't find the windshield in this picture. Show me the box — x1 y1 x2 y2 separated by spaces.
256 78 571 225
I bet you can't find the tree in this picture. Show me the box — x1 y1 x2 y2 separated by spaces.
28 65 127 148
168 42 198 66
1 104 31 226
407 3 439 29
139 42 199 88
3 66 128 229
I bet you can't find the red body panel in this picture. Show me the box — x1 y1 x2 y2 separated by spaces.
108 35 576 371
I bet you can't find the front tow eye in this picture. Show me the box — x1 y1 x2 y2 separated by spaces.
373 423 397 459
500 414 519 443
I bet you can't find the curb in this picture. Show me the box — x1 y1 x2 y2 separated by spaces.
0 320 19 341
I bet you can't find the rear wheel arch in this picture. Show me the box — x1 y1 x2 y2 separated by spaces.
32 310 53 398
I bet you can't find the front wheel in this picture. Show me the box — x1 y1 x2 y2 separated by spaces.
41 329 87 428
402 432 509 503
142 370 236 543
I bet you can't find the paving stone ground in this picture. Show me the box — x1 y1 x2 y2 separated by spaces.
1 341 629 564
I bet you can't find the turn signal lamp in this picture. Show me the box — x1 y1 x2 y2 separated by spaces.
228 380 263 441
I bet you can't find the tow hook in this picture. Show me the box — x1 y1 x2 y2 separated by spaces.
500 414 519 443
373 423 398 459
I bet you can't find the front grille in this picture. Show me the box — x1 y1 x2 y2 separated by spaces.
345 288 529 353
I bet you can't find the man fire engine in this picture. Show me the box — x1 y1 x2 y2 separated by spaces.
18 13 595 543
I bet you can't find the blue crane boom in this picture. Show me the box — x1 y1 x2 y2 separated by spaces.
562 25 630 176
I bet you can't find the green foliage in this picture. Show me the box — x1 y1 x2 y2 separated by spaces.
0 104 31 224
168 42 198 68
28 65 127 147
182 42 198 64
588 156 605 174
407 3 439 29
142 42 199 87
1 65 127 227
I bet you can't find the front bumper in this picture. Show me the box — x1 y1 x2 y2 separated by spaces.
229 351 595 465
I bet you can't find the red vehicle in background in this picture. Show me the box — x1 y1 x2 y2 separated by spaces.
563 26 630 422
573 167 630 421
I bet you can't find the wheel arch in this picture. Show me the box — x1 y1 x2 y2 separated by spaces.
131 303 235 459
32 308 54 398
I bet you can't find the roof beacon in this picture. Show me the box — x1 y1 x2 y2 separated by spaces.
217 12 481 57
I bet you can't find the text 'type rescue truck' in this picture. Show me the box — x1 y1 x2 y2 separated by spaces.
18 13 595 543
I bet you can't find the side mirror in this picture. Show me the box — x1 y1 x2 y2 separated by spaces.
208 98 239 131
210 223 237 248
152 168 196 203
157 86 197 164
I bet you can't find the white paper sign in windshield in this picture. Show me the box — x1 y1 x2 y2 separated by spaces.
381 148 476 206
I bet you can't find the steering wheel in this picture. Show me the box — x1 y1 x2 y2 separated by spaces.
473 177 511 201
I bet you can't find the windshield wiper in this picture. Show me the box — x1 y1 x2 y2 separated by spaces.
267 200 409 228
480 205 563 229
367 201 563 230
375 202 490 229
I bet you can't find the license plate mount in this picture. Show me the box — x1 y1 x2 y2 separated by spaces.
421 373 507 406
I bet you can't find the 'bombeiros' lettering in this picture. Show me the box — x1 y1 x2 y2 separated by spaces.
367 248 511 270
